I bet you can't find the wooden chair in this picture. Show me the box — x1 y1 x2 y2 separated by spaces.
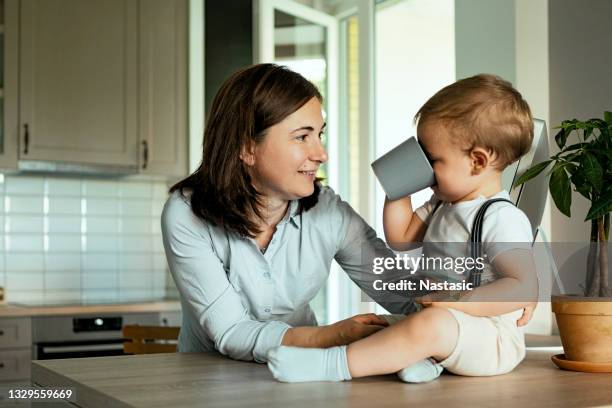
122 325 180 354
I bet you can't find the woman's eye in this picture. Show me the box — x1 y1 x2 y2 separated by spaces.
296 135 307 141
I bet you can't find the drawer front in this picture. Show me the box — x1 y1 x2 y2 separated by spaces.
159 311 182 327
0 349 31 381
0 318 32 348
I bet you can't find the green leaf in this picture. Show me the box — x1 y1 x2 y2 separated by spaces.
565 163 579 175
557 150 583 165
560 119 578 129
599 125 612 149
605 111 612 125
585 191 612 221
576 122 588 130
513 160 552 187
570 172 591 200
580 153 603 192
554 128 568 150
549 165 572 217
561 142 588 153
588 118 607 128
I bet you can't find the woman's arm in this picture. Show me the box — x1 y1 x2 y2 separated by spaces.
162 194 387 361
383 196 427 249
282 313 388 348
328 191 422 315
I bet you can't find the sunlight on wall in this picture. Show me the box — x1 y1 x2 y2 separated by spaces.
374 0 455 313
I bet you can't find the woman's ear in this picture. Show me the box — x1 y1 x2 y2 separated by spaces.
239 142 256 167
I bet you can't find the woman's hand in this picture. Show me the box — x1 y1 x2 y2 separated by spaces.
321 313 389 347
282 313 388 348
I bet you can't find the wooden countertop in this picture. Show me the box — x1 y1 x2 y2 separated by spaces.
0 300 181 317
31 347 612 408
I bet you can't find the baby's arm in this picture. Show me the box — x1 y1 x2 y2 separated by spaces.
421 248 538 317
383 196 427 250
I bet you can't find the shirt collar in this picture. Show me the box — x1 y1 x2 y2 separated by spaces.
285 200 300 229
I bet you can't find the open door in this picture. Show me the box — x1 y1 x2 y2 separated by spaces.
254 0 376 323
254 0 339 190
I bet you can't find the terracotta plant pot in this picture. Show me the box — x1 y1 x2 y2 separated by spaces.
552 295 612 363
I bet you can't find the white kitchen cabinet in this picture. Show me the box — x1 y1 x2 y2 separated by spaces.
18 0 140 168
4 0 188 176
0 0 19 170
0 317 32 381
158 310 182 327
138 0 188 177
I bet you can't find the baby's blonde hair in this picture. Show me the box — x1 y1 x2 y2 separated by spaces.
415 74 533 169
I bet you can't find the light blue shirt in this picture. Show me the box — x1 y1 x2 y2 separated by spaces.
161 187 416 362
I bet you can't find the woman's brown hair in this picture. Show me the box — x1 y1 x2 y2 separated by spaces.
170 63 323 237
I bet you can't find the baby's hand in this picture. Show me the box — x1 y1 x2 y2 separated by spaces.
516 303 537 327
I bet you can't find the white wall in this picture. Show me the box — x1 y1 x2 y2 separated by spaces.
455 0 516 82
515 0 612 246
373 0 455 314
514 0 612 335
374 0 455 237
515 0 553 335
548 0 612 244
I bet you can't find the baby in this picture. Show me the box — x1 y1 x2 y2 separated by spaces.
267 74 538 383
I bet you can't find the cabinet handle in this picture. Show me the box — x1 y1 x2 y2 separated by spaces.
142 140 149 170
0 362 4 369
0 329 3 335
23 124 30 155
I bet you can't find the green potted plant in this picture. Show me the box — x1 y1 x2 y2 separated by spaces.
514 111 611 370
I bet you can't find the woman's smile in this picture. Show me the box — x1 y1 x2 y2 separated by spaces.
298 169 318 180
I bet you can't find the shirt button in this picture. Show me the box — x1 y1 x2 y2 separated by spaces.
263 272 271 279
264 308 271 313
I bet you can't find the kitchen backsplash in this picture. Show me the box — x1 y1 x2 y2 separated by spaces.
0 174 176 305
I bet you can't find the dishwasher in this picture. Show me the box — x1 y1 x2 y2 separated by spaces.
31 313 160 359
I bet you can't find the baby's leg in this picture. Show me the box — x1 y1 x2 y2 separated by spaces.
347 306 458 377
381 314 443 383
267 307 458 382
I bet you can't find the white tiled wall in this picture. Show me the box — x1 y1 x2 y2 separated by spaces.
0 174 173 305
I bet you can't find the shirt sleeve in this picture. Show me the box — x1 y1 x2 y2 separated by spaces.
322 189 421 314
481 203 534 261
414 194 440 224
161 193 290 363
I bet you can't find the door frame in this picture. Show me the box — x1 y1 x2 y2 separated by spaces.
253 0 377 321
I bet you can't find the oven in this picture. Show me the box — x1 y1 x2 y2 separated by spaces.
32 313 160 360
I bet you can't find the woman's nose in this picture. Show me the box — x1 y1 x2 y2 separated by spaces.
310 138 328 163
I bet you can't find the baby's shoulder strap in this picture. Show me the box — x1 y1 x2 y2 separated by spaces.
468 198 514 287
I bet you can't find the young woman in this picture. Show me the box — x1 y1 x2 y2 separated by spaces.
161 63 413 360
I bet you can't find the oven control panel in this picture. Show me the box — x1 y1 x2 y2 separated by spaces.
73 317 123 332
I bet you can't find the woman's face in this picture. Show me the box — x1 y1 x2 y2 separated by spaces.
247 97 328 202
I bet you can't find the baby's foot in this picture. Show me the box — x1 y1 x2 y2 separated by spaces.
397 358 443 383
267 345 351 383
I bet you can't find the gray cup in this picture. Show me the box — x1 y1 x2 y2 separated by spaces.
371 137 436 201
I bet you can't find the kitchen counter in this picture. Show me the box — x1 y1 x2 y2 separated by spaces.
0 300 181 318
31 348 612 408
